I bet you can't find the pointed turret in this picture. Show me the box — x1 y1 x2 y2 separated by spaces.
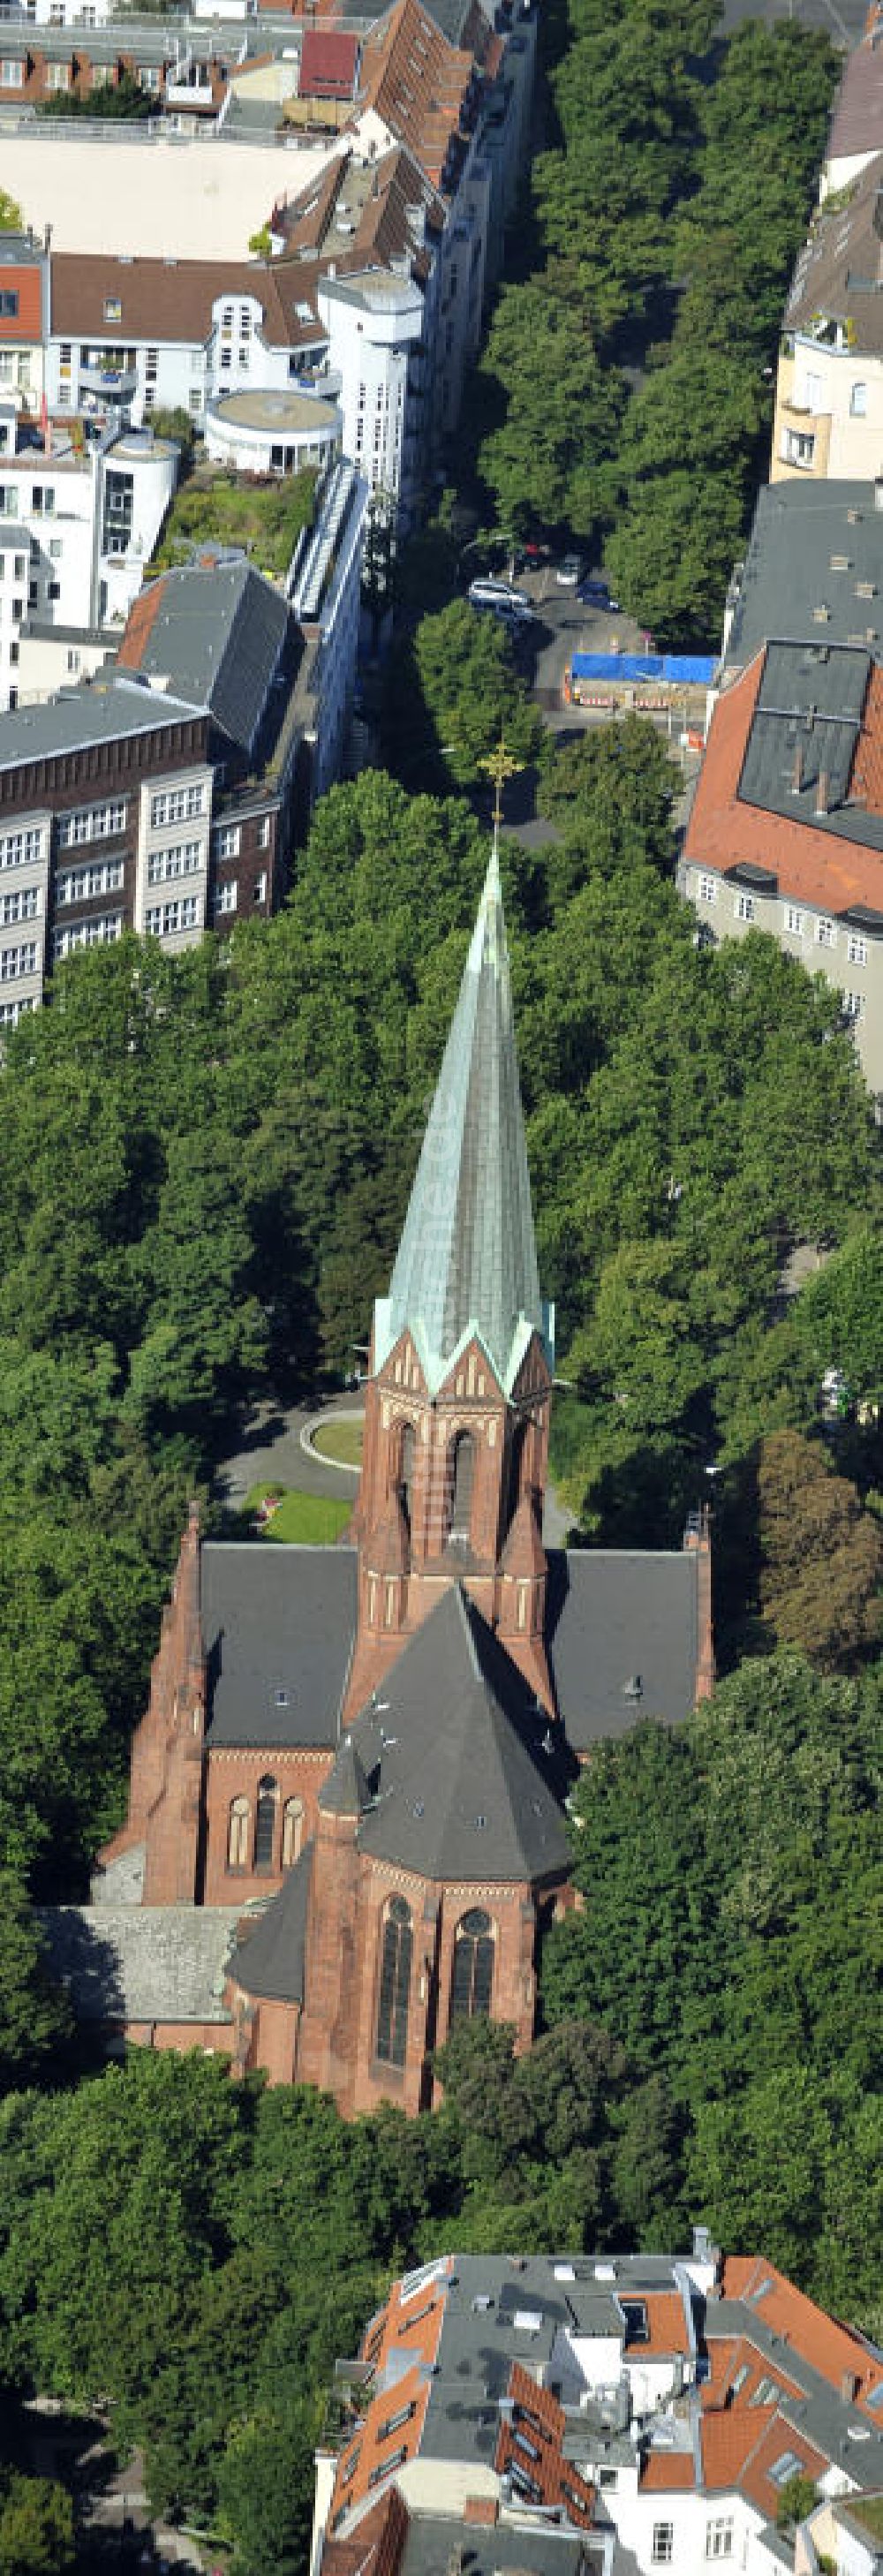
374 844 554 1395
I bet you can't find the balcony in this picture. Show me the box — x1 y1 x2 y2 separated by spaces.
79 363 137 399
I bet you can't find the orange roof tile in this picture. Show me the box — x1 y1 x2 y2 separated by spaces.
700 2405 779 2493
630 2293 691 2359
739 2414 828 2520
684 652 883 918
719 2260 883 2411
641 2453 696 2494
702 2334 804 2413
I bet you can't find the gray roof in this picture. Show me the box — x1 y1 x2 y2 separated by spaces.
412 2252 684 2469
125 563 291 758
0 675 202 774
827 47 883 162
228 1840 314 2003
348 1583 571 1882
201 1541 356 1749
402 2517 599 2576
39 1904 238 2024
547 1548 700 1747
319 1734 369 1816
736 639 883 852
725 479 883 673
374 844 550 1396
785 155 883 356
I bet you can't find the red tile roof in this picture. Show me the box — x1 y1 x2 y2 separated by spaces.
117 576 168 669
719 2259 883 2411
356 0 476 186
641 2452 696 2494
299 29 359 97
630 2293 691 2359
684 651 883 917
700 2405 779 2494
494 2362 596 2527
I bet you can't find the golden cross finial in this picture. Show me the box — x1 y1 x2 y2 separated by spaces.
478 737 525 843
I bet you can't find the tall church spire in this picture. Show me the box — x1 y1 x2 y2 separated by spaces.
374 845 553 1395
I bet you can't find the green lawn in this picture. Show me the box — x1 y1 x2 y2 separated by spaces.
313 1416 364 1467
241 1482 351 1545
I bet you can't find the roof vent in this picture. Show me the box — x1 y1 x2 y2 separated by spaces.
847 507 862 523
830 555 850 572
856 580 877 599
623 1675 643 1701
812 604 830 623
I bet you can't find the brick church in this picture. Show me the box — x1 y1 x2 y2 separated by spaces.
48 846 713 2114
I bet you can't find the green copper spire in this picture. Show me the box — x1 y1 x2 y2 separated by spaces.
374 842 553 1395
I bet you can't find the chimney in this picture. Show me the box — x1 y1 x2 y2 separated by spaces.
816 768 829 815
792 744 804 793
875 475 883 512
43 221 52 253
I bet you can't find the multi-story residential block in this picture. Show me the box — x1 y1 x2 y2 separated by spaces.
308 2241 883 2576
682 636 883 1094
773 155 883 484
0 402 178 711
0 228 49 419
0 450 366 998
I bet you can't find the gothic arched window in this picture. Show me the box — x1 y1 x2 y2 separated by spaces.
450 1908 494 2021
375 1895 412 2067
282 1795 304 1869
228 1795 250 1870
253 1775 278 1872
399 1421 416 1536
448 1431 475 1545
506 1416 529 1536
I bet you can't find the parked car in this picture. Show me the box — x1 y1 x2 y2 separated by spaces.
577 577 621 610
555 553 584 588
472 596 536 631
469 576 531 610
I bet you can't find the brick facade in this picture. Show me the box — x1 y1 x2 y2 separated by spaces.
343 1322 554 1722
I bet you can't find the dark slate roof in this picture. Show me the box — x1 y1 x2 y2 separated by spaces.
547 1548 699 1748
228 1840 314 2003
319 1734 369 1816
119 562 291 759
739 638 870 822
349 1584 572 1881
202 1542 356 1749
376 845 549 1394
0 676 202 773
402 2517 597 2576
39 1905 239 2023
725 479 883 676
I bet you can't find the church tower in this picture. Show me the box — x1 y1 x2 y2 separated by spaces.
344 844 556 1721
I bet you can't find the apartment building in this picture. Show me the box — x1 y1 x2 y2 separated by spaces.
311 2240 883 2576
773 156 883 484
0 229 49 419
682 638 883 1092
0 404 178 711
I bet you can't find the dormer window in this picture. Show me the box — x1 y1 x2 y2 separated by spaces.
104 296 122 324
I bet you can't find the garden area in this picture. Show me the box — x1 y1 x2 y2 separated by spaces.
148 463 317 582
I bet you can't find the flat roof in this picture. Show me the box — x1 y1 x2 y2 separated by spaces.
212 387 339 433
0 676 201 772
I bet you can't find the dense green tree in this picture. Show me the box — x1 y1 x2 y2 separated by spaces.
0 2475 74 2576
758 1431 883 1670
0 1876 74 2091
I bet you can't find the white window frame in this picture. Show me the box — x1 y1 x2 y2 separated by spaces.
847 933 868 965
735 892 757 922
817 916 835 948
706 2521 734 2560
653 2527 674 2565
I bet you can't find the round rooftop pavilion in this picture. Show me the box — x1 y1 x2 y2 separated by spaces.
205 386 342 478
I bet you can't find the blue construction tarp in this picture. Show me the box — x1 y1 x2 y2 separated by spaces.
570 653 716 684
